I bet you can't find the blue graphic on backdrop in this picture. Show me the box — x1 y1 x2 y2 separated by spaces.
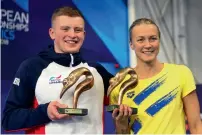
73 0 129 68
13 0 29 12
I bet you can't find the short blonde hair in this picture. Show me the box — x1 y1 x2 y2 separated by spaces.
51 6 84 26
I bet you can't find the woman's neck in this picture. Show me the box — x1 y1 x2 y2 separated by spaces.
135 60 164 79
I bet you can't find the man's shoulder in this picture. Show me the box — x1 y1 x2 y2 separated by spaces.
19 55 48 71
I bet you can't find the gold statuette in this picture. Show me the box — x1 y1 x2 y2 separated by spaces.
57 67 94 116
106 67 138 114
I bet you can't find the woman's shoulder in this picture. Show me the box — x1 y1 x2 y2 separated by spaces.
165 63 191 72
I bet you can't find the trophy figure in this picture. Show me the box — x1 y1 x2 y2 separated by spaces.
57 67 94 116
106 67 138 114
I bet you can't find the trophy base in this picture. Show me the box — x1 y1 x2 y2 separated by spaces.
106 105 138 114
57 108 88 116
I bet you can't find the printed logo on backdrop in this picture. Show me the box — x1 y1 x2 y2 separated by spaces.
1 0 29 45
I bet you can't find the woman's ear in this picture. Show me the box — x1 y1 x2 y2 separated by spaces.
130 41 135 50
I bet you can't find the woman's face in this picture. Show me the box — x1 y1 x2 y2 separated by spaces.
130 24 160 64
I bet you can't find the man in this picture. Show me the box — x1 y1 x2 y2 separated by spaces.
110 18 202 134
2 6 113 134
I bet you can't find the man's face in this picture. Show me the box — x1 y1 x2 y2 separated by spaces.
49 15 85 53
130 24 160 64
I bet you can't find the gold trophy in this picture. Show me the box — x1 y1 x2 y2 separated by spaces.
57 67 94 116
106 67 138 114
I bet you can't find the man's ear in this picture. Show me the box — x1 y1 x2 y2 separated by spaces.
83 30 86 38
49 28 55 40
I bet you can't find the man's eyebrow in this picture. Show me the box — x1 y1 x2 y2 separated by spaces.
60 26 84 29
60 26 70 29
76 26 83 28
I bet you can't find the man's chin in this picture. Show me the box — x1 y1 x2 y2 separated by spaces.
64 48 80 54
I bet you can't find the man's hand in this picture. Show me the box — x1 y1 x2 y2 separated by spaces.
47 101 71 121
112 104 132 134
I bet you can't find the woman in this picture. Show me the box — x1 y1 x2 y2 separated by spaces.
110 18 202 134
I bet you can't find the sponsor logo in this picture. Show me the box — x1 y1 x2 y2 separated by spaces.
127 91 135 98
49 75 62 84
